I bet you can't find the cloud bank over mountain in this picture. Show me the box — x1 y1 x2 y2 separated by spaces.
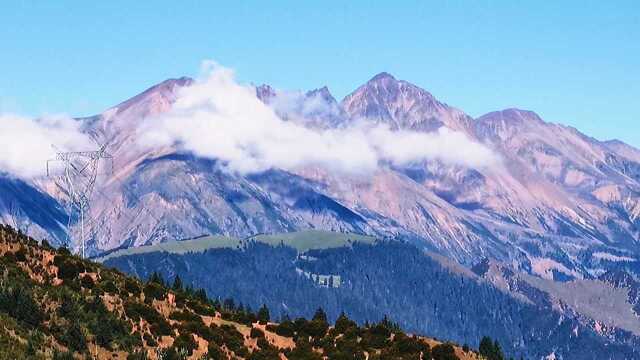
139 62 499 174
0 114 92 178
0 61 498 180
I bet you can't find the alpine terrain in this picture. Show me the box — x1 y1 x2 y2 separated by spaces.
2 72 640 359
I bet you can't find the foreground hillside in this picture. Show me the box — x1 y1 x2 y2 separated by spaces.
0 224 482 359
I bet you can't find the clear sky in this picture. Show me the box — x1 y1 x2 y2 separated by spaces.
1 1 638 146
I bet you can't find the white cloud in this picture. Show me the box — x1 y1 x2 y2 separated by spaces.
265 88 343 126
140 61 500 174
368 125 499 169
0 62 499 180
0 114 93 178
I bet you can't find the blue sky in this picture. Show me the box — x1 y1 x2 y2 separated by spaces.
1 1 638 146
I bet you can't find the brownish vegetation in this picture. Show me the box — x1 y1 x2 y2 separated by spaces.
0 225 482 359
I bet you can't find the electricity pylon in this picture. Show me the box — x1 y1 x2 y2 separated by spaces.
46 140 113 258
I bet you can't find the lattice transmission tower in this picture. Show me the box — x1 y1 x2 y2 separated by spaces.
46 140 113 258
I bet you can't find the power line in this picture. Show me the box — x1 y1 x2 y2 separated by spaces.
46 141 112 258
45 137 195 258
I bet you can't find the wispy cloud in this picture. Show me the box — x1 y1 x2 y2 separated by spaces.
140 61 500 174
0 61 500 180
0 114 93 178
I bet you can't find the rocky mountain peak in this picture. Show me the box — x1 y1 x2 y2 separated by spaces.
255 84 276 103
107 76 194 120
301 86 347 128
306 86 336 103
340 72 470 132
474 108 547 141
476 108 545 126
369 71 397 82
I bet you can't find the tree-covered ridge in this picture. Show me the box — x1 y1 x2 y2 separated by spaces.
0 224 484 359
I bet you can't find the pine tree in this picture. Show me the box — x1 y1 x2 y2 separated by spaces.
479 336 505 360
494 339 505 360
257 304 270 324
335 311 356 333
148 272 165 286
479 336 493 357
194 288 208 302
280 312 291 323
172 275 183 291
223 298 235 310
312 307 327 323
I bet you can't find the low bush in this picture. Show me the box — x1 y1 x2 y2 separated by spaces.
0 285 44 327
250 327 265 339
172 333 197 355
432 343 459 360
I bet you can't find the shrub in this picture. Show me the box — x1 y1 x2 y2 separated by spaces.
143 332 157 347
14 248 27 262
169 310 201 323
57 293 80 319
80 274 94 289
3 252 16 262
53 255 84 280
100 279 118 294
248 347 281 360
181 320 213 341
124 278 141 295
40 239 52 250
127 350 148 360
207 342 227 360
207 324 226 346
432 343 459 360
124 301 172 336
256 336 271 350
479 336 505 360
334 312 357 334
250 327 265 339
172 333 197 355
272 320 295 337
0 285 44 327
89 307 134 349
52 350 75 360
287 337 323 360
194 288 208 302
219 324 248 357
160 346 189 360
389 333 430 356
187 299 216 316
257 304 270 324
143 282 166 301
58 321 87 352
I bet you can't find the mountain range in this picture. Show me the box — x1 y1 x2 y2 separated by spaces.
5 71 638 277
2 71 640 358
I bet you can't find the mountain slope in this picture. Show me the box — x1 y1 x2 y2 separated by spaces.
11 72 640 277
101 230 640 359
0 175 67 246
0 224 480 359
